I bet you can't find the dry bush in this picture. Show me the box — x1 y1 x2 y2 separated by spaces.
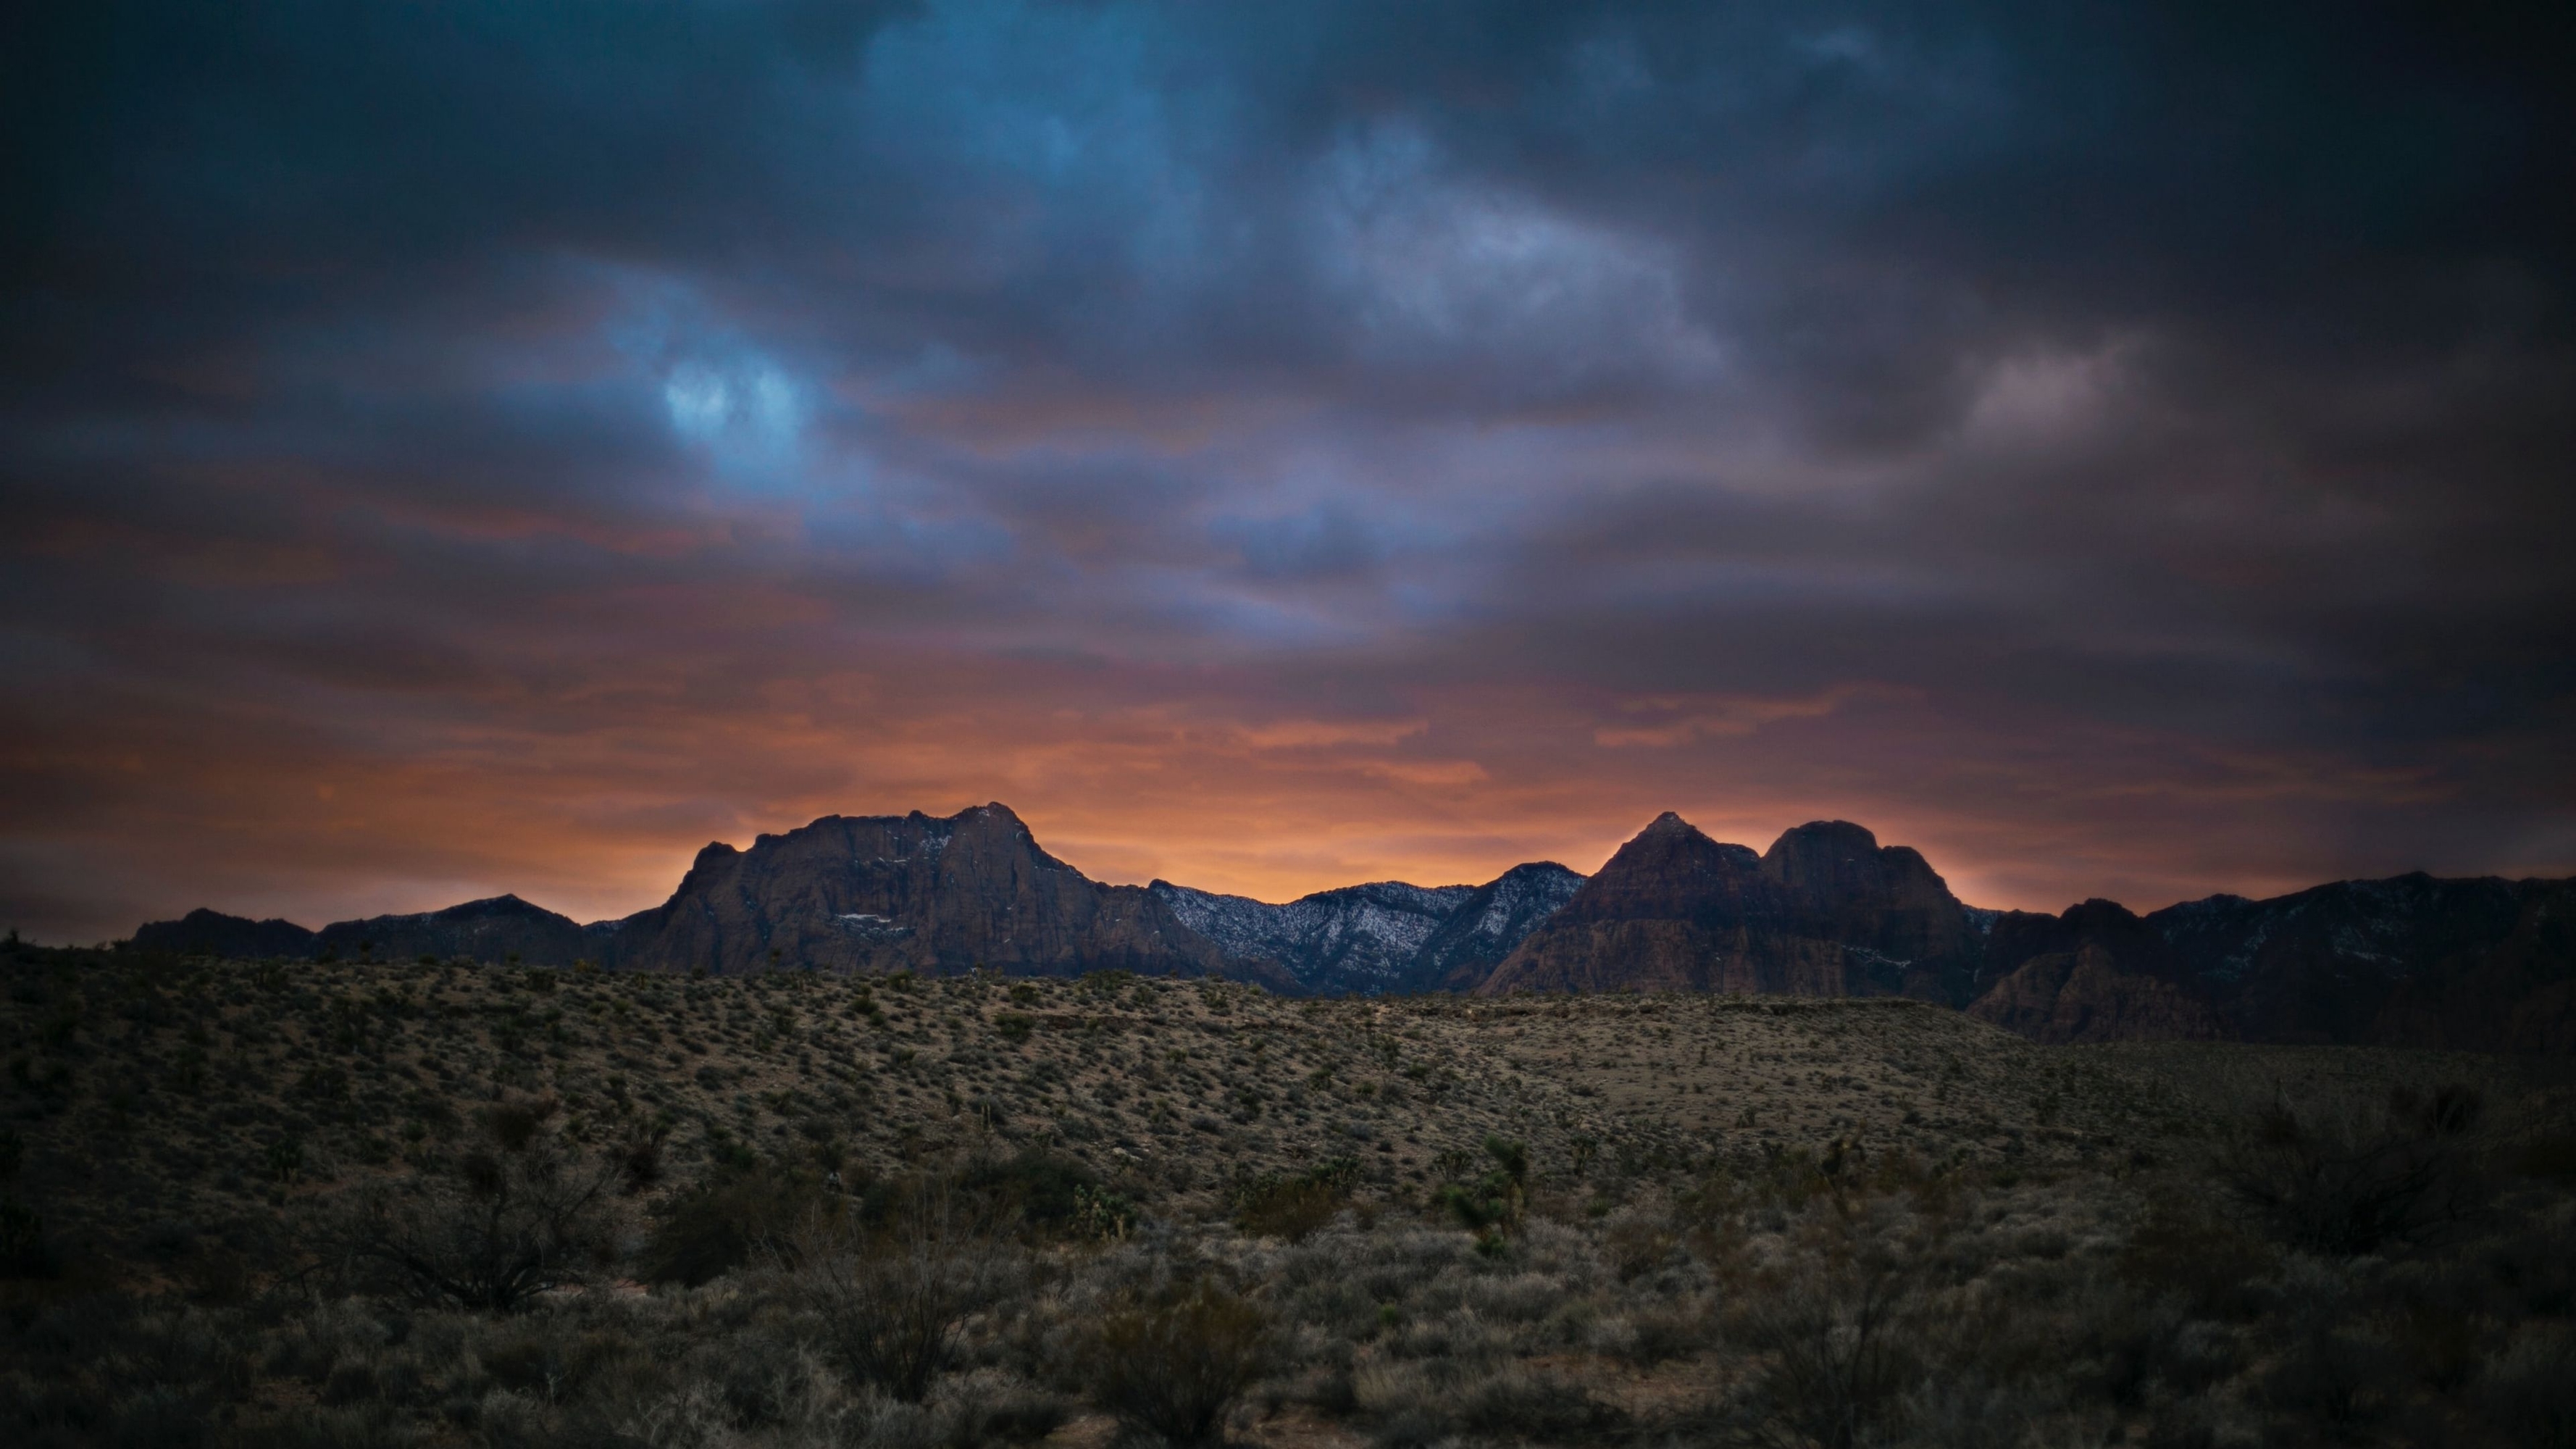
792 1172 1011 1403
617 1112 673 1192
1078 1277 1270 1447
338 1101 620 1312
1356 1358 1622 1449
2117 1198 2274 1321
1234 1157 1358 1243
0 1198 59 1279
1726 1250 1925 1449
1895 1375 2051 1449
2470 1205 2576 1317
1610 1296 1719 1366
640 1161 835 1286
2256 1323 2405 1438
1602 1204 1685 1282
940 1369 1071 1445
2215 1083 2492 1256
955 1147 1111 1237
2478 1324 2576 1449
1447 1361 1626 1441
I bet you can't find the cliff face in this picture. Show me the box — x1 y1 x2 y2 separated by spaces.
1476 814 1980 999
601 803 1261 983
1762 821 1978 1001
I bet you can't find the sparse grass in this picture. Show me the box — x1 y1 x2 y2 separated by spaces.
0 940 2571 1446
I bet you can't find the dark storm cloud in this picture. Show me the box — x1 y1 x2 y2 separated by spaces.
2 1 2572 938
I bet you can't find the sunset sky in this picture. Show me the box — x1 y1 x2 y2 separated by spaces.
5 3 2572 942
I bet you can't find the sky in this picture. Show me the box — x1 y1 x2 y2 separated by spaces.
4 1 2573 941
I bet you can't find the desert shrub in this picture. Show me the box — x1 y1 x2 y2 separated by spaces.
2215 1083 2492 1256
1897 1375 2049 1449
2477 1324 2576 1449
1234 1157 1358 1243
795 1177 1010 1403
1079 1278 1270 1447
1726 1253 1924 1449
2473 1208 2576 1316
1460 1267 1580 1327
1602 1204 1684 1282
263 1403 410 1449
701 1337 840 1431
0 1198 62 1278
1679 1145 1833 1231
2118 1199 2273 1321
938 1369 1071 1445
1358 1358 1621 1449
2138 1396 2255 1449
112 1305 251 1402
617 1113 672 1192
1354 1362 1445 1448
104 1385 219 1448
2257 1323 2405 1437
265 1298 396 1386
640 1163 834 1285
2516 1127 2576 1184
474 1320 647 1401
955 1148 1100 1236
1452 1362 1625 1440
1617 1298 1718 1366
339 1102 619 1311
2061 1279 2238 1407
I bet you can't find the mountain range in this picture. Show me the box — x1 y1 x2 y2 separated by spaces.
132 802 2575 1053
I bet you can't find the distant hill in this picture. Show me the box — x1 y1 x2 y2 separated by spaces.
130 909 319 960
1969 876 2576 1053
130 802 2576 1051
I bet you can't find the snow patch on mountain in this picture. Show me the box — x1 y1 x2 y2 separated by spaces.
1150 867 1594 997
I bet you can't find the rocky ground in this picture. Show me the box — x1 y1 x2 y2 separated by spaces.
3 941 2572 1447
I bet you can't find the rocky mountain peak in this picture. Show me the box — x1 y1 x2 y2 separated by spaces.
1578 812 1760 902
603 802 1250 982
1766 817 1881 858
1761 821 1954 906
1481 810 1975 1000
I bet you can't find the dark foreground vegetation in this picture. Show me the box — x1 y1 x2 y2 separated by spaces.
2 940 2572 1446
